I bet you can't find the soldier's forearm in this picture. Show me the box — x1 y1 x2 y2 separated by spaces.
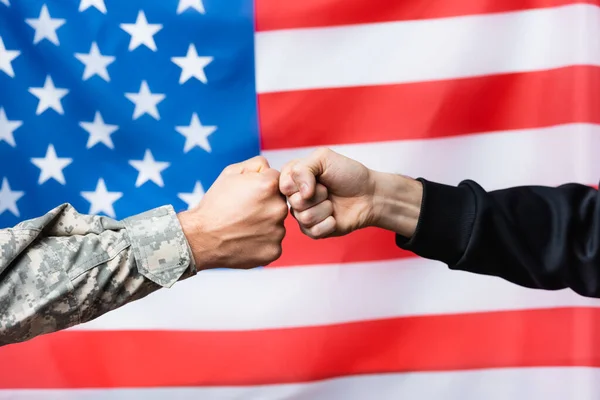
0 203 195 347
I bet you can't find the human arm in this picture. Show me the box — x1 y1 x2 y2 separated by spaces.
0 203 195 346
0 156 288 346
375 172 600 298
280 148 600 298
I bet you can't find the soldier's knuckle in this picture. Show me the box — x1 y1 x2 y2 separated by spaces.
260 176 279 193
262 244 282 263
254 155 268 165
222 164 237 175
270 244 283 260
275 225 286 241
274 202 289 220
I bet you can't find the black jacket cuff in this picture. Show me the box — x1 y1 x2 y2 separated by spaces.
395 178 477 266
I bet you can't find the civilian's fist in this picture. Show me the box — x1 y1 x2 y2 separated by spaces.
279 148 377 239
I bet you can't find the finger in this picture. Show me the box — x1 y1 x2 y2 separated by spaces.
261 167 281 182
270 196 290 223
291 163 318 200
239 156 271 173
224 156 270 175
300 215 337 239
279 160 299 196
288 183 328 212
255 168 287 198
294 199 333 229
291 148 331 199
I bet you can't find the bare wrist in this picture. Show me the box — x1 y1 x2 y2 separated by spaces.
177 210 213 272
370 171 423 238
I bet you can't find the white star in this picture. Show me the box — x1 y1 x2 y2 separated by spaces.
0 36 20 77
120 11 162 52
0 178 24 217
178 181 205 210
79 0 106 13
175 113 216 153
171 44 213 84
28 76 69 115
25 4 65 45
79 112 119 149
177 0 205 14
0 108 22 147
75 42 115 81
0 0 9 7
31 144 73 185
125 81 165 120
81 179 122 218
128 149 170 187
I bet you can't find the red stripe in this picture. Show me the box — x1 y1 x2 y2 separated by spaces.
259 66 600 150
256 0 598 32
271 215 411 267
1 307 599 388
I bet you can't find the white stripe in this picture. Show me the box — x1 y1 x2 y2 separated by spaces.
1 367 598 399
255 4 600 93
263 123 600 189
75 256 600 331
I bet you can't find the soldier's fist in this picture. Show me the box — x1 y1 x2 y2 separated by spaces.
179 156 288 270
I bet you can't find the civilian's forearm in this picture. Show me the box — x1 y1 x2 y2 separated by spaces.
371 171 423 238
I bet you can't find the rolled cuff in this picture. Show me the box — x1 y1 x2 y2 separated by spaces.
123 205 195 288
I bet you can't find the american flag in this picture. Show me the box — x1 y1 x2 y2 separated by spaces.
2 0 600 398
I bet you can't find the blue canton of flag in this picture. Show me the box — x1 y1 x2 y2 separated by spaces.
0 0 259 228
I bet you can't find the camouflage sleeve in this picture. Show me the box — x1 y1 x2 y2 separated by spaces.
0 203 196 347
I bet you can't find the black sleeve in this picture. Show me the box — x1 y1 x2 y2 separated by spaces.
396 178 600 298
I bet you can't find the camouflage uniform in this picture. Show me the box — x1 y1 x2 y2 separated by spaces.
0 203 196 347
